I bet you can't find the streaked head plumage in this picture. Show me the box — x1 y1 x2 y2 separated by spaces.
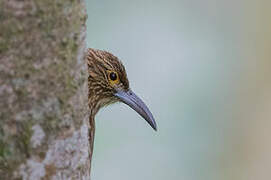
86 48 157 131
87 49 129 113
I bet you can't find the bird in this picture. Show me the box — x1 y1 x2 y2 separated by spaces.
86 48 157 170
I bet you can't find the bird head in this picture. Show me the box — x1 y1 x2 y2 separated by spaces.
87 48 157 131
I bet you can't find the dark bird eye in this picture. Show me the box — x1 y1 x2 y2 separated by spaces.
109 72 117 81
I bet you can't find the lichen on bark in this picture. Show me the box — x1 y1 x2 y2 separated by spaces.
0 0 90 179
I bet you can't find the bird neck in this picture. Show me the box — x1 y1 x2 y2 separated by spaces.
88 90 101 117
88 98 103 117
88 112 95 174
89 103 99 118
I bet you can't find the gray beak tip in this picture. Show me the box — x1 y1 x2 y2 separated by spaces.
149 120 157 131
115 89 157 131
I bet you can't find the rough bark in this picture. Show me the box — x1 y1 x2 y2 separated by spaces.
0 0 91 179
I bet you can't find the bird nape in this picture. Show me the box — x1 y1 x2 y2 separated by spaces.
86 48 157 131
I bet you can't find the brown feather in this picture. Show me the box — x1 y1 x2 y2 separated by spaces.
86 48 129 115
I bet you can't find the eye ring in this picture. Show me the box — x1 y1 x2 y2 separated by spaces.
107 70 120 86
109 72 117 81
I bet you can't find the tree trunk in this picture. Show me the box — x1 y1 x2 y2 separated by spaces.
0 0 91 179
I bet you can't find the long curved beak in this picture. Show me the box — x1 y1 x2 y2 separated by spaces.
115 89 157 131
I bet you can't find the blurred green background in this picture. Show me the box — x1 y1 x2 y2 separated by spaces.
86 0 271 180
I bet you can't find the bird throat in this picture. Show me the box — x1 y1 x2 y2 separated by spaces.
88 94 114 117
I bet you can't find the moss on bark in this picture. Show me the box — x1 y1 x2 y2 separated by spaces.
0 0 90 179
